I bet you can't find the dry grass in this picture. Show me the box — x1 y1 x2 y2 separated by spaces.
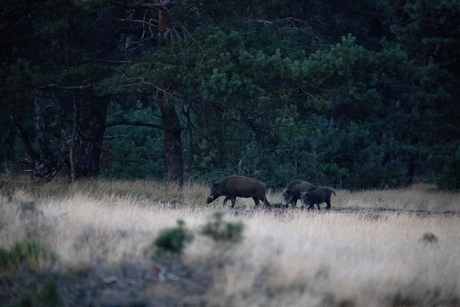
0 178 459 306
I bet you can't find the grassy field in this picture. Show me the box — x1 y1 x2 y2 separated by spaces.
0 178 459 306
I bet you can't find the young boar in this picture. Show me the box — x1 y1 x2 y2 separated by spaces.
206 175 271 208
282 180 315 208
300 186 336 210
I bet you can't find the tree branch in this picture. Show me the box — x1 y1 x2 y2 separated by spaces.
110 0 172 10
105 120 164 129
38 82 92 90
113 17 158 28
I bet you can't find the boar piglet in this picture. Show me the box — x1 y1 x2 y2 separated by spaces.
300 186 336 210
282 180 316 208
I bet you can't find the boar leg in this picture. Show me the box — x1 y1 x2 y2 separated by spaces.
223 196 237 208
222 196 236 208
252 197 260 207
230 196 237 208
223 196 231 207
264 198 271 207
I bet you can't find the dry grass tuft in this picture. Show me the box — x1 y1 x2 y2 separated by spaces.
336 184 459 213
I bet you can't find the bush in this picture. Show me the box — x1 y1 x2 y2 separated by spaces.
200 211 244 243
420 232 438 244
0 241 56 274
154 219 193 256
0 248 10 272
18 278 61 307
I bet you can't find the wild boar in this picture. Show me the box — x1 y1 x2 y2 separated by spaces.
282 180 316 208
300 186 336 210
206 175 271 208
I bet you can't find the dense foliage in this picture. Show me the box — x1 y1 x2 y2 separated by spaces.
1 0 459 189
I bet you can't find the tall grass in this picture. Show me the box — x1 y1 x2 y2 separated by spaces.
1 178 459 306
192 211 460 306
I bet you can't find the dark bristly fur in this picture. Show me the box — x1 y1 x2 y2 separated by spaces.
282 180 315 208
300 186 336 210
206 175 270 208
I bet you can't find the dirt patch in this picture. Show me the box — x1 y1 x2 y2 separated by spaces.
0 256 212 306
330 206 460 217
227 204 460 218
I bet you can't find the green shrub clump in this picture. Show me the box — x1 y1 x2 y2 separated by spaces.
0 241 56 274
200 211 244 243
154 219 193 256
420 232 438 244
18 278 60 307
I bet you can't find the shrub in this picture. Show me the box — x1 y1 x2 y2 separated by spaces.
0 241 56 274
18 278 61 307
420 232 438 244
200 211 244 243
0 248 11 272
154 219 193 256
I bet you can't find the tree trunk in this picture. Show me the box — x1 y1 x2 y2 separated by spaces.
70 96 78 182
11 117 43 175
405 161 415 186
157 93 183 185
11 97 59 178
158 9 170 41
71 92 109 177
34 97 58 176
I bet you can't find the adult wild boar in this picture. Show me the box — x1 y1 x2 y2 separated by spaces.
206 175 270 208
282 180 315 208
300 186 336 210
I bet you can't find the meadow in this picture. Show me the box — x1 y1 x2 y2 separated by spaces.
0 178 459 306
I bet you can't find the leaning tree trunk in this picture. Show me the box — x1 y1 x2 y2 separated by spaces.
157 92 184 185
34 97 58 175
71 93 109 178
12 97 59 178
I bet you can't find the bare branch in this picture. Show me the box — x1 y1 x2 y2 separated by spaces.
83 57 133 64
139 0 171 10
119 77 181 103
113 17 158 28
39 83 92 90
110 0 172 10
105 120 164 129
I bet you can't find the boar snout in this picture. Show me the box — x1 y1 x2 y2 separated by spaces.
206 196 214 204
